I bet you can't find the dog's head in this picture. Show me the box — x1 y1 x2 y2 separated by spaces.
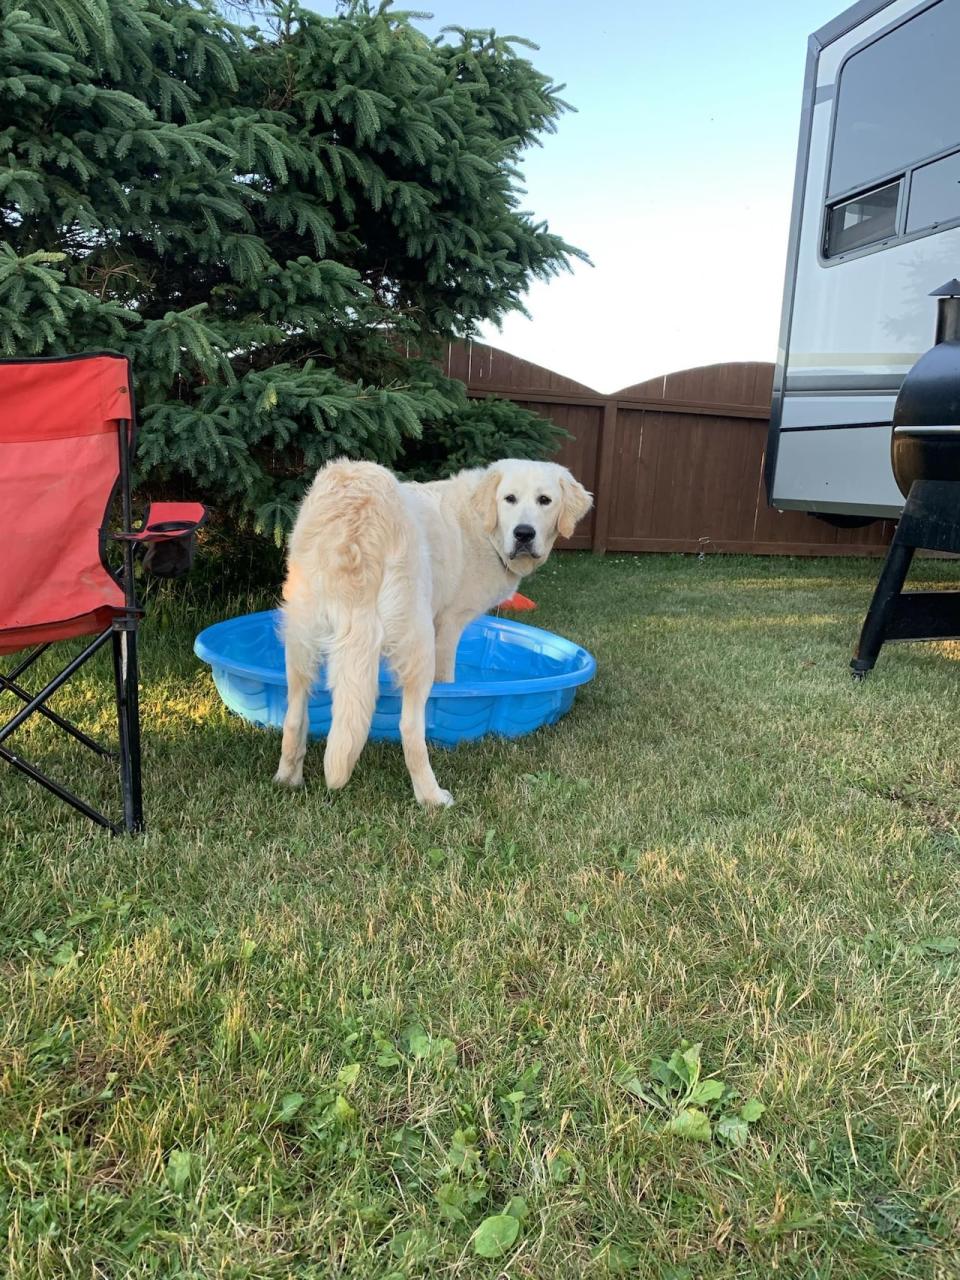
472 460 593 574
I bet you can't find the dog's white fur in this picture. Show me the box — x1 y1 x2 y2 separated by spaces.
274 458 593 806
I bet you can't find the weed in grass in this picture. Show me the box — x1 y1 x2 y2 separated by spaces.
617 1041 766 1146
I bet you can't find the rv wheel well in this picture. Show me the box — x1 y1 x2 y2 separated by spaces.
813 513 879 530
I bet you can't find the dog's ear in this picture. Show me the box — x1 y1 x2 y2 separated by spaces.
557 472 593 539
472 466 501 534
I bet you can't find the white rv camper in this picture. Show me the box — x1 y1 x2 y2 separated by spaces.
767 0 960 522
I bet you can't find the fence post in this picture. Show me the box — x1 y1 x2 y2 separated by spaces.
591 397 619 554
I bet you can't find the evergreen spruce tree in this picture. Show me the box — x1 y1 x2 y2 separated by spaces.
0 0 583 540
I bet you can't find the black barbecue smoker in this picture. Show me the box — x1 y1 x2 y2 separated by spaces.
852 279 960 677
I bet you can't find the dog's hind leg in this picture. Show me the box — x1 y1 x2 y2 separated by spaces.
387 613 453 808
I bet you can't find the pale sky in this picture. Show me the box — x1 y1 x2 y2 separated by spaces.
411 0 843 392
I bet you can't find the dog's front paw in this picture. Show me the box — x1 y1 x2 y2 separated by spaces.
274 763 304 788
420 788 454 809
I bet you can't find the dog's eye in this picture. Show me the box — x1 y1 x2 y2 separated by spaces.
504 494 517 504
537 495 552 506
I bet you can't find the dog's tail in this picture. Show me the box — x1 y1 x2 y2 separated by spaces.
284 460 407 789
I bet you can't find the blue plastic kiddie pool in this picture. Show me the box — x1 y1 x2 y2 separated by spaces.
194 610 596 746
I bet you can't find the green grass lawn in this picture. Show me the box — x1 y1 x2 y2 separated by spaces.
3 553 960 1279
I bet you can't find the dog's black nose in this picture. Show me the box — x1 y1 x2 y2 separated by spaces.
513 524 535 543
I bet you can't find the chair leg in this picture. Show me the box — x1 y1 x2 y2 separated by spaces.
0 743 120 834
0 629 113 747
113 628 144 833
5 644 50 683
0 630 120 833
851 537 917 678
1 669 114 757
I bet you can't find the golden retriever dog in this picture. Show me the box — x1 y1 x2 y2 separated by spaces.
274 458 592 807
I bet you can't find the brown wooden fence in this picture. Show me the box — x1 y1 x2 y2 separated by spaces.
442 342 897 556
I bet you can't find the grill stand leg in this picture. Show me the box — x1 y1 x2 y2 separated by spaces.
852 540 917 678
851 478 960 677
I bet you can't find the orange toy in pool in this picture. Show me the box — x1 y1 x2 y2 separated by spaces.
500 592 536 611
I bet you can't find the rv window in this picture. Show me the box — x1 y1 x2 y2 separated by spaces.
906 148 960 233
829 0 960 199
825 181 900 257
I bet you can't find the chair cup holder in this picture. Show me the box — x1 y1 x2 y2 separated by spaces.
141 522 197 579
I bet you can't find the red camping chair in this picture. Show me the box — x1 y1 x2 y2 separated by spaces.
0 354 206 834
